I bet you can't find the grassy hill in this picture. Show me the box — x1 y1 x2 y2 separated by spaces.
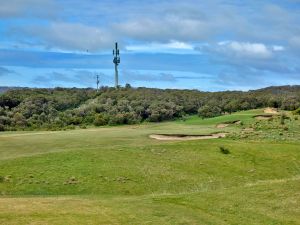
0 109 299 224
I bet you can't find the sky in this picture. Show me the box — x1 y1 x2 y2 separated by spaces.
0 0 300 91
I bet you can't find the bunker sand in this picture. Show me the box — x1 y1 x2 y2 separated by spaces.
255 115 273 120
216 120 241 128
149 133 227 140
264 107 279 114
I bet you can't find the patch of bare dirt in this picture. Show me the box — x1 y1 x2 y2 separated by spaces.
264 107 279 114
216 120 241 128
216 124 229 128
149 133 227 141
243 128 254 132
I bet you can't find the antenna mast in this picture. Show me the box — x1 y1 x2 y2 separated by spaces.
113 42 120 88
96 74 100 92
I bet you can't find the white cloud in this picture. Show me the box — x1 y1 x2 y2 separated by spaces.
214 41 285 59
217 42 286 57
23 22 114 52
114 10 216 42
226 42 272 59
0 0 57 18
126 40 193 53
216 41 281 59
164 41 193 50
272 45 285 51
1 0 299 66
198 41 295 75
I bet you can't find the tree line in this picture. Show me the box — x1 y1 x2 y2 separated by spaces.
0 85 299 131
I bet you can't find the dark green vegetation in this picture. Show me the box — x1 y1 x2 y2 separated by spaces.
0 108 300 224
0 85 300 131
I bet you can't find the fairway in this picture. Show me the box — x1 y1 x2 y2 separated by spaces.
1 110 300 224
1 0 300 223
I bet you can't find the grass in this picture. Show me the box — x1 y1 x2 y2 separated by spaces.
0 109 300 224
180 109 264 126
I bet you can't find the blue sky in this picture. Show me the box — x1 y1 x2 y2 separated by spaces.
0 0 299 91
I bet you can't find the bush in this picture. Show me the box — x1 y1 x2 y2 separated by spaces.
66 125 76 130
198 105 222 118
219 146 230 154
1 86 300 131
94 114 108 126
79 125 87 129
292 108 300 115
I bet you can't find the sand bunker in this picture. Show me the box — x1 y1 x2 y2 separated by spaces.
149 133 227 141
216 120 241 128
254 115 273 120
264 107 279 114
216 124 229 128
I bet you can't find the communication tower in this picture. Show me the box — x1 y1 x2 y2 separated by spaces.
113 42 120 88
96 74 100 92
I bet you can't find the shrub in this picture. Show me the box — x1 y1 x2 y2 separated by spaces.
94 114 108 126
198 105 222 118
292 108 300 115
0 124 5 132
67 125 76 130
181 115 187 121
219 146 230 154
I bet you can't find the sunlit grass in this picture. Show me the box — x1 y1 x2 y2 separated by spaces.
0 109 299 224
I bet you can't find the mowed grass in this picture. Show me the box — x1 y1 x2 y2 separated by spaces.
0 110 300 224
1 179 299 225
180 109 264 126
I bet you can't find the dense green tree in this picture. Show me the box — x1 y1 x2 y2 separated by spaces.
0 85 299 131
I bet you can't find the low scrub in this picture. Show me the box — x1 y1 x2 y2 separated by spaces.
219 146 230 154
292 108 300 115
1 86 300 131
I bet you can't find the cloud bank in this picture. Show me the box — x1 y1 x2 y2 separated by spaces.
0 0 299 90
